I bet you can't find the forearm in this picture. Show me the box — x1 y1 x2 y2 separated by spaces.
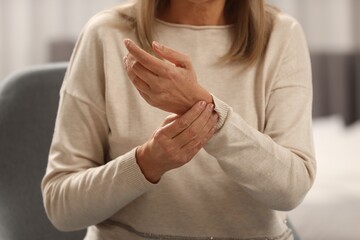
204 96 316 210
41 148 153 231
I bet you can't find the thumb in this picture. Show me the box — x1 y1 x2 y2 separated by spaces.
161 114 180 127
152 41 191 68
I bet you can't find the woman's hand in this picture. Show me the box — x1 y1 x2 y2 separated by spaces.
136 101 218 183
123 39 213 115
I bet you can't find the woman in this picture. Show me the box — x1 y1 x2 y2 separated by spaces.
41 0 316 239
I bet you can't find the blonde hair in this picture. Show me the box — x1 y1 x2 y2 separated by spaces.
130 0 277 66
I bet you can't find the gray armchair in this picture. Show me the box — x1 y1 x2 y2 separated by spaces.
0 63 86 240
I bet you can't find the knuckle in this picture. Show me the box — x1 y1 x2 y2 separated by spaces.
187 127 197 139
153 129 165 142
165 68 176 79
177 118 190 129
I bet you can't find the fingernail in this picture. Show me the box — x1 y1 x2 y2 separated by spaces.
123 55 127 63
208 104 214 111
200 101 206 108
152 41 161 50
124 39 131 47
213 114 219 120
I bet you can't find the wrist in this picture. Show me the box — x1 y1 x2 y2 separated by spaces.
192 86 213 106
135 144 163 183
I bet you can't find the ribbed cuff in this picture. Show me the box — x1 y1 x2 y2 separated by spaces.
211 94 231 131
113 148 156 196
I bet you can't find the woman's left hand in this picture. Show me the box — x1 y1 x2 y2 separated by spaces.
123 39 213 114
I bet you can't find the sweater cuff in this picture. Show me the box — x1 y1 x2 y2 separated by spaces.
113 148 156 195
211 94 231 131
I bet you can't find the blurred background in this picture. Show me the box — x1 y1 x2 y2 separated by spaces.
0 0 359 239
0 0 359 124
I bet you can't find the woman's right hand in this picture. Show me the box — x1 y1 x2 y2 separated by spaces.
136 101 218 183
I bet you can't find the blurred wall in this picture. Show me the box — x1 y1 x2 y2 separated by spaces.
268 0 360 53
0 0 360 81
0 0 127 80
268 0 360 124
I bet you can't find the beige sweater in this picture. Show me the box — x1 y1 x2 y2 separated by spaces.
41 4 316 240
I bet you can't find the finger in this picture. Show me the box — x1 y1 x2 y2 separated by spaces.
124 55 152 94
180 115 217 157
161 114 180 127
161 101 207 138
123 55 136 79
127 54 160 89
124 39 168 75
198 113 218 142
181 138 203 161
152 41 192 69
191 112 218 144
138 90 158 109
174 103 214 148
131 76 152 95
124 55 139 82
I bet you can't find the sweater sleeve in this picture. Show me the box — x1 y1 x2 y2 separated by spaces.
41 12 154 231
204 21 316 211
